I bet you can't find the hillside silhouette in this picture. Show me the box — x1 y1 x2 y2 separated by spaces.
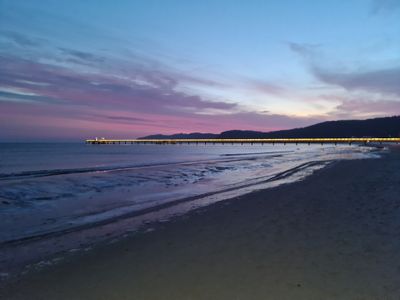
140 116 400 139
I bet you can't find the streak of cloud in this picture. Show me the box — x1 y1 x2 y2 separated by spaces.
312 66 400 97
370 0 400 14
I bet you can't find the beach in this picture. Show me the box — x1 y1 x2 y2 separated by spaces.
1 147 400 299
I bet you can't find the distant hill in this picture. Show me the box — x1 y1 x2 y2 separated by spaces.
139 132 218 139
140 116 400 139
219 116 400 138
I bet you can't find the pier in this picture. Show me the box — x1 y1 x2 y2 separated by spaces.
86 138 400 145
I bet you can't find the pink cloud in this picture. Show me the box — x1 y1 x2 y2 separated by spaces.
0 53 327 140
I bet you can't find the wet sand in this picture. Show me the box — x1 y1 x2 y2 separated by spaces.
2 148 400 299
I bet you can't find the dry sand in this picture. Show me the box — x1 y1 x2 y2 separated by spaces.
1 148 400 300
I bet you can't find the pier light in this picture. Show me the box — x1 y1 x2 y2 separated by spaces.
85 137 400 145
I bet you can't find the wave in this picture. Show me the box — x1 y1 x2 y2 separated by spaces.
220 150 293 156
0 160 330 246
0 153 285 181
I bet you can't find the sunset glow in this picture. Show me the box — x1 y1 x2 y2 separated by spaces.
1 0 399 141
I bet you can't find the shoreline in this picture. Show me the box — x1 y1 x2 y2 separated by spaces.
1 145 370 279
0 159 328 246
2 147 400 299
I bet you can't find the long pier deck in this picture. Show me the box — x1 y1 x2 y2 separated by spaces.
86 138 400 145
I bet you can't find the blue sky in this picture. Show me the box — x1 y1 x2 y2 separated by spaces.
0 0 399 140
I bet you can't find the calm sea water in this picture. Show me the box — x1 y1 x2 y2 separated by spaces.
0 143 380 276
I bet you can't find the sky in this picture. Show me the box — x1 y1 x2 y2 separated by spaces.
0 0 399 141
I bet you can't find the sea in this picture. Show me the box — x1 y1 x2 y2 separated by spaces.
0 142 381 278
